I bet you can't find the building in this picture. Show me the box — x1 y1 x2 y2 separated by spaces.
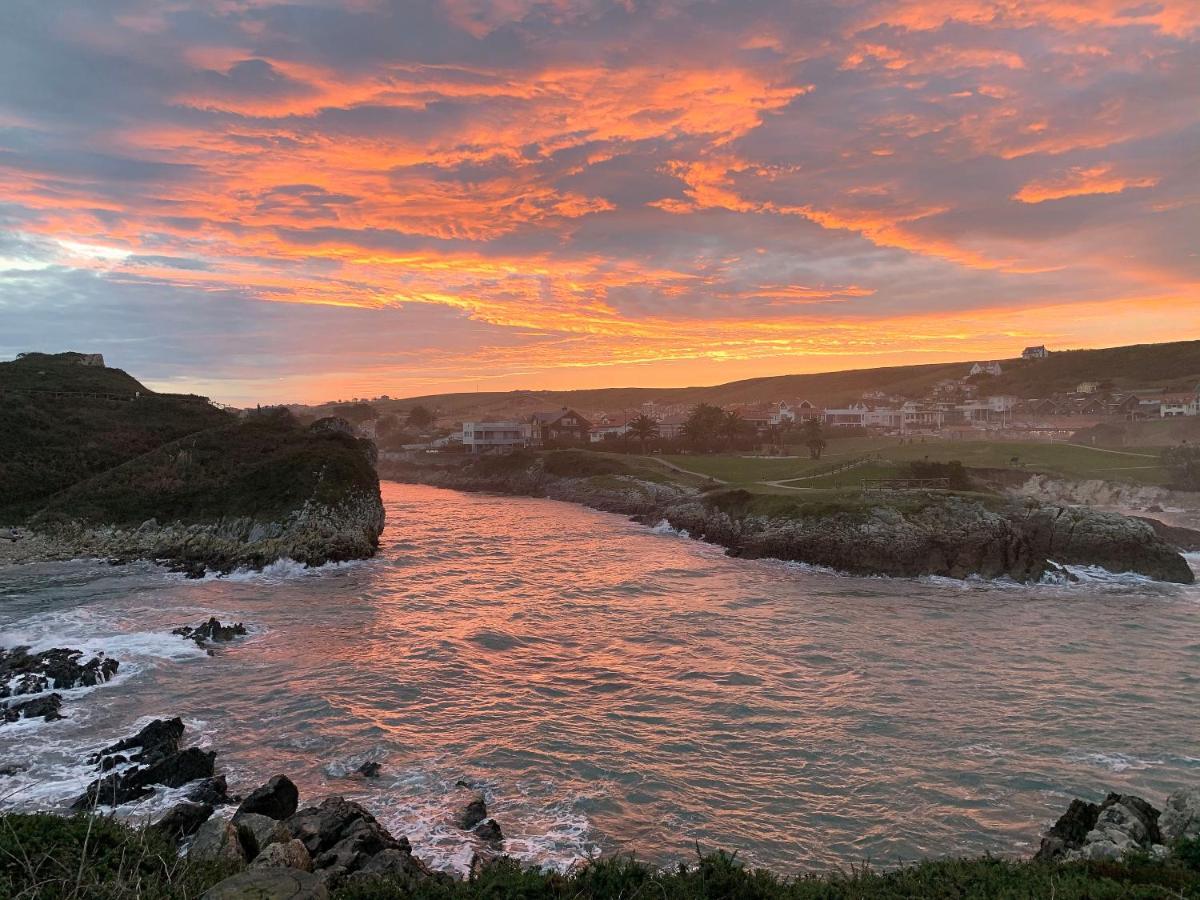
1161 393 1199 417
1022 345 1049 359
1076 381 1101 394
969 361 1003 377
462 421 531 453
589 423 629 442
529 408 592 445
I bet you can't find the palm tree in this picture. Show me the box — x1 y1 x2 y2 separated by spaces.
627 414 660 453
720 410 746 450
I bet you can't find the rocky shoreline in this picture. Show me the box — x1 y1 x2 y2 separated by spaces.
0 490 385 577
380 456 1196 584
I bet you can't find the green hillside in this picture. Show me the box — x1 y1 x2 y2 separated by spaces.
317 339 1200 422
0 353 233 518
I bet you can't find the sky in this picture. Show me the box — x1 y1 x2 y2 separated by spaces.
1 0 1197 405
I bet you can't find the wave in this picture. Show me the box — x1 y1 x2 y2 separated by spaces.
650 520 690 539
184 557 365 583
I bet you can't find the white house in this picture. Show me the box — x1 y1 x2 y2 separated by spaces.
462 421 531 453
589 423 630 442
1022 345 1049 359
969 361 1003 377
1161 393 1199 417
1076 381 1101 394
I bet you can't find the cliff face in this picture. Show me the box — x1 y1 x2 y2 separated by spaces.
382 456 1194 585
5 413 385 574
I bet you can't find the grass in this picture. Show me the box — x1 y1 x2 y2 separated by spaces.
653 437 1169 491
5 813 1198 899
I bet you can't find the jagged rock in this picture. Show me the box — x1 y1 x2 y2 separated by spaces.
252 839 314 873
187 775 231 805
347 847 435 888
1035 798 1100 861
473 817 503 845
1160 788 1200 844
201 868 328 899
74 746 215 808
0 762 26 777
1063 794 1163 861
173 617 248 645
90 717 184 768
1 693 64 724
285 797 426 889
237 774 299 821
356 761 381 778
456 792 488 830
154 801 214 841
0 646 119 699
189 818 247 865
237 812 292 859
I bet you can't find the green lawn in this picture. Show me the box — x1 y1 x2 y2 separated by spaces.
646 437 1168 491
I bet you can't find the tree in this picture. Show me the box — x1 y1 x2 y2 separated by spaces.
1162 444 1200 491
329 402 379 425
627 414 660 453
681 403 726 452
720 410 747 449
801 418 827 460
406 405 436 430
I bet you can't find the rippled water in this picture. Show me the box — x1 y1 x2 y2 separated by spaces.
2 481 1198 874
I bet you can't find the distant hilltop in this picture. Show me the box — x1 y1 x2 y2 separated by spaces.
15 350 105 367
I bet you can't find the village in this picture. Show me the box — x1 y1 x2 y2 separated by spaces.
449 346 1200 455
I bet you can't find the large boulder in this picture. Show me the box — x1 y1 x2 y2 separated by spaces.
89 717 184 768
174 618 248 645
236 775 299 821
456 792 488 830
284 797 430 889
74 743 215 809
201 868 328 899
472 818 504 846
1161 788 1200 844
1035 798 1100 861
1064 793 1163 862
153 800 214 841
189 818 247 865
252 839 313 873
237 812 292 859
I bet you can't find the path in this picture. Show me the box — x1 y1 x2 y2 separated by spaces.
641 456 727 484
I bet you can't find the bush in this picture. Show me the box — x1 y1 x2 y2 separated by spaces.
0 813 236 898
1162 445 1200 491
542 451 632 478
905 460 972 490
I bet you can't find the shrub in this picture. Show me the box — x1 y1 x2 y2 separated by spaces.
542 451 632 478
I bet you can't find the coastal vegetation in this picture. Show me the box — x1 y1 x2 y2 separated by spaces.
2 813 1198 899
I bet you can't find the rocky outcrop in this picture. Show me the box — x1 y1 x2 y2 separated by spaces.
74 717 223 809
1035 791 1193 863
236 775 300 822
12 490 385 576
1 693 63 724
384 458 1194 584
202 869 328 899
174 617 248 645
0 646 119 698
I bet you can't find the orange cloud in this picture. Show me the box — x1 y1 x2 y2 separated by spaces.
1013 164 1160 203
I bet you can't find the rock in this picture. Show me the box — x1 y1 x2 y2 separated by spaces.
285 796 424 889
189 818 247 865
187 775 231 805
174 617 248 645
90 717 184 768
74 746 216 808
456 792 488 830
237 812 292 859
237 774 299 821
1035 798 1100 861
1062 793 1163 862
154 800 214 841
0 646 119 699
356 761 381 778
347 847 435 888
473 818 504 845
1 693 64 724
201 868 328 899
1160 788 1200 844
252 839 314 873
0 762 26 777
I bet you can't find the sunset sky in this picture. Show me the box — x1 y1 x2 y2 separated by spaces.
1 1 1197 405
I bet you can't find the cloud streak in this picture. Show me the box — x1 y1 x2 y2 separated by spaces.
0 0 1196 403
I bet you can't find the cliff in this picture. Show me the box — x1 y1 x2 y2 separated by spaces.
381 453 1194 584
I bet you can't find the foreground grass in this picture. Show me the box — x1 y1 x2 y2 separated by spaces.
4 814 1199 899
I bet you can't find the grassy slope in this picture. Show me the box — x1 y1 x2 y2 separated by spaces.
3 813 1198 900
29 416 379 528
0 355 233 518
657 437 1168 490
323 340 1200 421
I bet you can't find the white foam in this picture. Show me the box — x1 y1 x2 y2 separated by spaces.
650 520 690 539
190 557 364 583
1070 751 1163 773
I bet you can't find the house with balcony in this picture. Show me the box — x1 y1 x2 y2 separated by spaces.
462 421 531 453
529 408 592 445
